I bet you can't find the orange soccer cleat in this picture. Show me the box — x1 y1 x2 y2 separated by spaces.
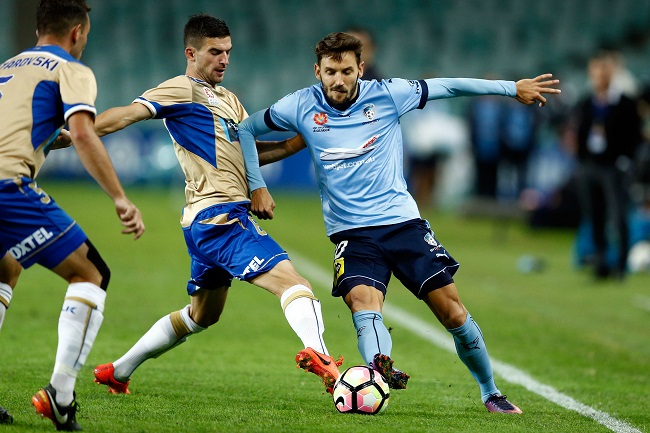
296 348 344 394
93 363 131 395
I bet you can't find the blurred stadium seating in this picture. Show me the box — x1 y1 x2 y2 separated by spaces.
2 0 649 189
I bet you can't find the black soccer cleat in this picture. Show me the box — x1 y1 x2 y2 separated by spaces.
372 353 410 389
32 384 82 431
0 405 13 424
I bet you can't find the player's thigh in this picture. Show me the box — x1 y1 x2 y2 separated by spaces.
190 286 229 327
330 229 391 299
0 252 22 288
343 284 385 313
51 241 103 286
250 259 310 297
386 219 459 299
423 283 467 328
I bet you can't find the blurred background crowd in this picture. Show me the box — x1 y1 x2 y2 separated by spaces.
3 0 650 278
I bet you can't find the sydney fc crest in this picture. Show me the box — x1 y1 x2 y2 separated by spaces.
363 104 375 121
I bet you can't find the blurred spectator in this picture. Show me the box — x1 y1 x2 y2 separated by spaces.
345 27 381 81
402 99 468 208
468 94 502 199
573 50 642 280
521 120 581 229
499 100 540 201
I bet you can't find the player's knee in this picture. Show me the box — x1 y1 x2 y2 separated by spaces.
85 240 110 290
0 255 22 288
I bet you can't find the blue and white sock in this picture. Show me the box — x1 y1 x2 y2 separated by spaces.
447 312 499 402
352 310 392 365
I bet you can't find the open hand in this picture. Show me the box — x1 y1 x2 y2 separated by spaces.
515 73 561 107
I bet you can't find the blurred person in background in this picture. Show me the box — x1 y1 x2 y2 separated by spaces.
345 27 382 81
239 31 561 414
468 92 503 199
401 97 467 208
499 100 540 201
573 50 642 280
0 0 145 430
88 14 344 398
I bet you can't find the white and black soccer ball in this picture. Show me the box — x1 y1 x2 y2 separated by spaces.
332 365 390 414
628 241 650 273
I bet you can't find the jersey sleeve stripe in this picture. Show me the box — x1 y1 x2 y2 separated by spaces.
64 104 97 121
264 108 287 131
133 97 157 117
417 79 428 109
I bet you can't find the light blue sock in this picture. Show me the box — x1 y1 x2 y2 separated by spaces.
447 312 499 402
352 310 392 366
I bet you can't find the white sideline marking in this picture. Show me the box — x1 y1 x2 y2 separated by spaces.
633 295 650 312
290 252 643 433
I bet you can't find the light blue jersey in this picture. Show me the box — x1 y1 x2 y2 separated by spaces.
239 77 516 236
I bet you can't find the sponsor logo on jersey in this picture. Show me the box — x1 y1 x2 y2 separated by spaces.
312 112 330 132
203 87 219 106
223 118 238 142
334 257 344 286
9 227 54 260
313 112 328 125
319 135 379 161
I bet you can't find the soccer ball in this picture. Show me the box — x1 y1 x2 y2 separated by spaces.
332 365 390 414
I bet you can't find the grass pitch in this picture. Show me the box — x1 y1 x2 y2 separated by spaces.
1 182 648 433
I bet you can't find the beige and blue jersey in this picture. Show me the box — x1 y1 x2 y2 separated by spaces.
134 76 249 227
0 45 97 179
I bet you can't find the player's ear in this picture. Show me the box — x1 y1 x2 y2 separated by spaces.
185 46 195 61
71 23 82 44
314 63 321 80
358 61 365 79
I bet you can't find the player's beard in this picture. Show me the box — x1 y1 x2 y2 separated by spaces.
323 82 358 111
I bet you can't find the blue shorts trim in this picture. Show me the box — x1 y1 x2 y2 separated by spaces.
329 219 459 300
183 202 289 295
0 177 87 269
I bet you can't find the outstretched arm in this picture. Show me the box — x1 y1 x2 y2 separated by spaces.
50 102 153 149
95 102 153 137
238 110 277 220
425 74 560 107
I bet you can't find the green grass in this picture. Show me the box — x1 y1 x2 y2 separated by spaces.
1 182 649 432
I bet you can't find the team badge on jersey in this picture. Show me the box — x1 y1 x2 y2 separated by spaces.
313 112 328 125
362 104 375 120
203 87 219 106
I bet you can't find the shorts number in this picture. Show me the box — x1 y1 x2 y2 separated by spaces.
28 182 52 204
247 216 267 236
334 240 348 259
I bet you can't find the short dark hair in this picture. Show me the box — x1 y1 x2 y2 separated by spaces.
314 32 363 65
184 14 230 49
36 0 90 37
